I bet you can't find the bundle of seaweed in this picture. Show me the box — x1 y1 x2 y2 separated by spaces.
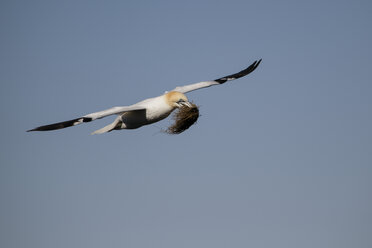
165 103 199 134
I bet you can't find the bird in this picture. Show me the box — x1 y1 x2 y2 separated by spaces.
27 59 261 134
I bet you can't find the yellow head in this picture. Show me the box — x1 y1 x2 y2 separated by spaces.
165 91 192 109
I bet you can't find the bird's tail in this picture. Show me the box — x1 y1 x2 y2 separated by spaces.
91 117 121 135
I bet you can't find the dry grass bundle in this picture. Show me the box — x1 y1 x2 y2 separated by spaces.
165 103 200 134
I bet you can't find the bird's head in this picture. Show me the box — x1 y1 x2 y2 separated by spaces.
165 91 192 109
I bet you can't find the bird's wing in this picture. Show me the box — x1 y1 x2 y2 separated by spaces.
27 105 145 132
172 59 261 94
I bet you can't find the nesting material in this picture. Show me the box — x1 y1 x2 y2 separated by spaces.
165 103 200 134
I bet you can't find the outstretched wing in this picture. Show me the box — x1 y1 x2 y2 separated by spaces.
172 59 261 94
27 105 145 132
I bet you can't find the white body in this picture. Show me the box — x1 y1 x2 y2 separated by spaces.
90 92 188 134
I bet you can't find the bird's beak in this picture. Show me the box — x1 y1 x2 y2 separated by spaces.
180 101 192 108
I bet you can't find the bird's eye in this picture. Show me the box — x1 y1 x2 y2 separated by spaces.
177 99 185 103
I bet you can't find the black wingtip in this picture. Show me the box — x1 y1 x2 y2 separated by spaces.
214 59 262 84
255 59 262 69
26 117 92 132
26 126 58 132
245 59 262 74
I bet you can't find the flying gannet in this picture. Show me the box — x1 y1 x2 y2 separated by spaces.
27 60 261 134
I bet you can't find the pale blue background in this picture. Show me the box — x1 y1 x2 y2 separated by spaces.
1 0 371 248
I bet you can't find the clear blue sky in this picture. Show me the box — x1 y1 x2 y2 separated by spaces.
1 0 371 247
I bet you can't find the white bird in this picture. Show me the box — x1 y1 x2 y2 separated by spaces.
27 60 261 134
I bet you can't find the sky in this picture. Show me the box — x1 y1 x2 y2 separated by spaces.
1 0 371 247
